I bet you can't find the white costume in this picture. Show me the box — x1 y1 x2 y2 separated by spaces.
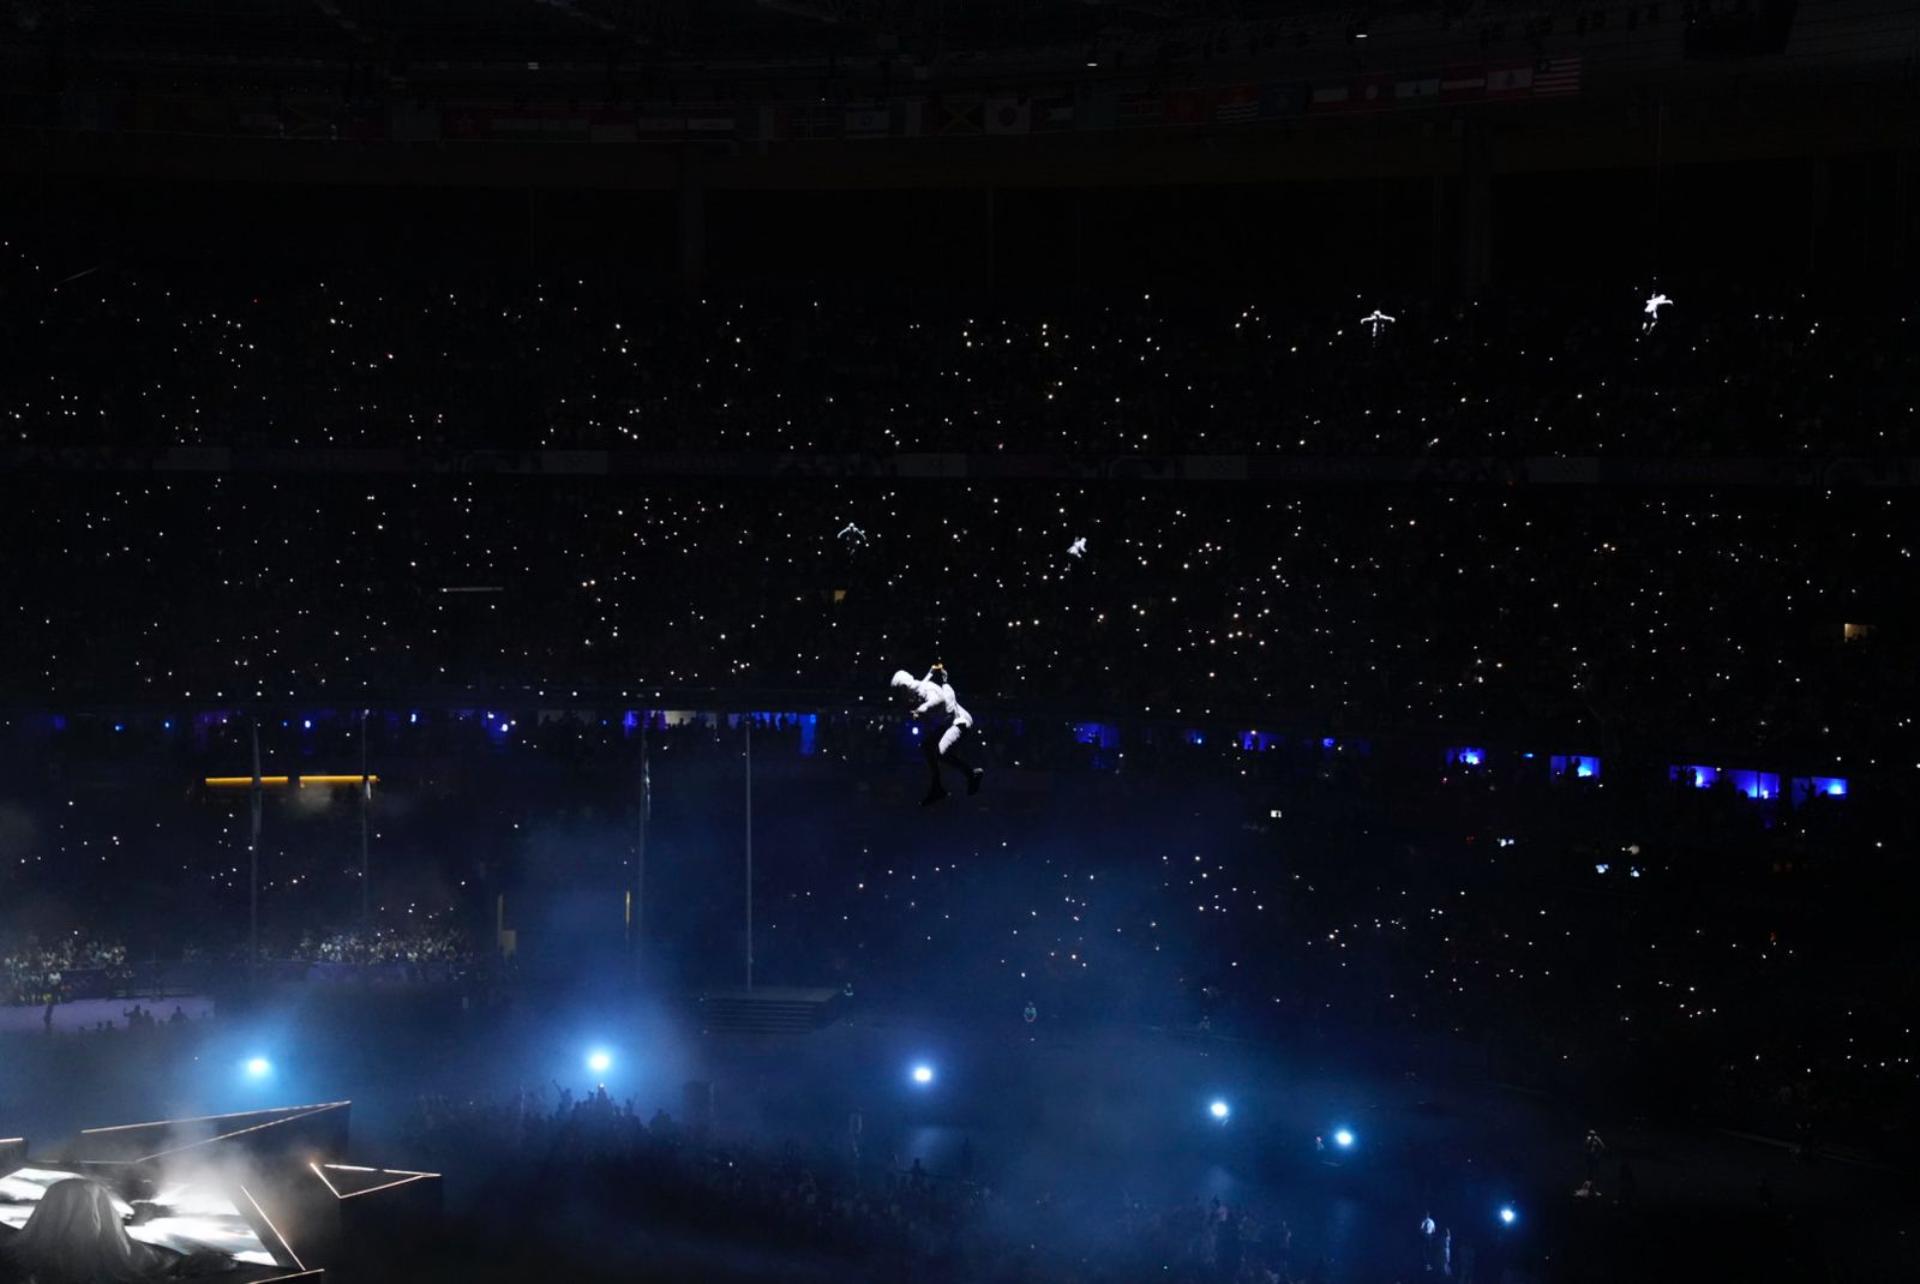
893 668 973 752
891 667 981 802
1642 292 1672 333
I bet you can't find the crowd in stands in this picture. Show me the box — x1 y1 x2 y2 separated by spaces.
4 712 1913 1160
408 1082 1333 1284
0 932 128 1006
3 236 1915 761
295 923 472 968
1 925 475 1007
5 243 1918 458
0 242 1912 1280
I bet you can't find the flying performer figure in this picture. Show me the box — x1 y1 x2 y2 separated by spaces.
891 663 983 806
1642 291 1673 334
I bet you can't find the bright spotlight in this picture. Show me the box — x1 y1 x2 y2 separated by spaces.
1333 1128 1355 1148
1209 1099 1231 1121
244 1057 272 1079
1498 1205 1518 1226
587 1049 613 1075
911 1063 935 1085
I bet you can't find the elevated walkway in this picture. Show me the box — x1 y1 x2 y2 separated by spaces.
697 986 842 1035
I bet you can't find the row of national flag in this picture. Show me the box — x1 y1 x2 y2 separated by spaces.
422 57 1581 145
1307 58 1583 112
784 57 1580 139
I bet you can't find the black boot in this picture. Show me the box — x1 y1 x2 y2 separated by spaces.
966 768 985 796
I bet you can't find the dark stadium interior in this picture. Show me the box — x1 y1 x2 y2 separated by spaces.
2 1 1919 1282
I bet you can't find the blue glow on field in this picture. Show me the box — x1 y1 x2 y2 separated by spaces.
911 1063 935 1086
1726 769 1781 801
1333 1128 1355 1148
587 1049 613 1075
244 1057 272 1079
1498 1205 1517 1226
1209 1099 1231 1121
1792 775 1848 804
1075 722 1122 749
1448 746 1485 767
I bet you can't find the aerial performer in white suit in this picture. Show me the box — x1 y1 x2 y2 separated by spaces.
891 663 983 806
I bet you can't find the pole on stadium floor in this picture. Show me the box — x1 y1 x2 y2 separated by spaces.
630 721 650 962
359 710 372 926
744 717 754 991
249 717 262 986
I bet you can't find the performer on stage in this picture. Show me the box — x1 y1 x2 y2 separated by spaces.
891 663 983 805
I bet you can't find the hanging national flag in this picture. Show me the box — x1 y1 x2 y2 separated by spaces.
1214 85 1260 124
1316 74 1391 113
1031 92 1076 132
844 103 891 139
785 106 840 140
1118 92 1165 128
633 115 686 139
1259 82 1310 119
1485 63 1535 98
896 97 926 138
1165 89 1211 125
589 108 635 143
1440 66 1487 101
1353 74 1394 110
985 96 1032 135
1532 56 1583 96
935 95 983 135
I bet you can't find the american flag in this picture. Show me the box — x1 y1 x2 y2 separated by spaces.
1533 56 1583 97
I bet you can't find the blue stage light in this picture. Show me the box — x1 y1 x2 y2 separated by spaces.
1498 1205 1517 1226
911 1063 935 1085
587 1049 613 1075
1209 1099 1231 1121
1333 1128 1355 1148
244 1057 272 1079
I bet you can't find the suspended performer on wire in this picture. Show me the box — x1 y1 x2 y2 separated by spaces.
891 663 983 806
